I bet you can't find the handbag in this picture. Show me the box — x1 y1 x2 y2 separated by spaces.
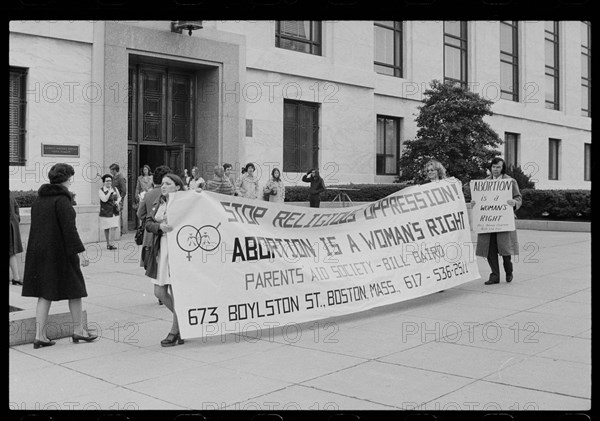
111 189 120 215
263 185 277 201
135 221 145 245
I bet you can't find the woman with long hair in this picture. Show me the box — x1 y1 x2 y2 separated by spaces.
144 173 186 346
263 168 285 203
135 164 153 208
423 159 447 182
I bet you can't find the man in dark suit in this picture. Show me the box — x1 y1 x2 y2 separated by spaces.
110 163 127 235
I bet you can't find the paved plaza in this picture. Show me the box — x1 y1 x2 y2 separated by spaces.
9 229 591 412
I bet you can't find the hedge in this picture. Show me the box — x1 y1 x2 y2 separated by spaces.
517 189 591 221
12 190 38 208
13 189 80 207
284 183 412 203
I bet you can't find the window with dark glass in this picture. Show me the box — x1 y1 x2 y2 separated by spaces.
374 21 403 77
548 138 560 180
500 21 519 101
581 21 591 117
504 132 519 169
9 67 27 166
545 21 560 110
283 100 320 172
376 116 400 176
584 143 591 181
276 21 322 56
444 21 468 87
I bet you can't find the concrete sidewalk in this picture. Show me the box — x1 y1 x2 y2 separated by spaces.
9 229 591 412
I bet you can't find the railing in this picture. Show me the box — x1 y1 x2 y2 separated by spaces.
328 187 360 207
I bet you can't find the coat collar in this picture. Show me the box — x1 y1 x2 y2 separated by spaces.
38 183 73 199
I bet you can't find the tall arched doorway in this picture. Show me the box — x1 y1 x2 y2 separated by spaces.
127 60 196 228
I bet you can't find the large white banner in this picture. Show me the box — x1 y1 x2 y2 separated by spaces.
470 179 516 234
166 178 480 340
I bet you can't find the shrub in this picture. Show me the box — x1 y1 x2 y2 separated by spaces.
518 189 591 220
506 165 536 190
284 182 413 203
397 80 502 185
12 190 38 208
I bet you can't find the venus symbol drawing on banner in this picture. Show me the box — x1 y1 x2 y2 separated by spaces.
176 223 222 261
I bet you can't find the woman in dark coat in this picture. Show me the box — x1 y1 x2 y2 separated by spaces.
9 189 24 285
22 163 98 349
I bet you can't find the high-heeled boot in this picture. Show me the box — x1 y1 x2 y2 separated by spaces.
160 332 184 347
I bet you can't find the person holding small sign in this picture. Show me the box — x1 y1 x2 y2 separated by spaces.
472 158 522 285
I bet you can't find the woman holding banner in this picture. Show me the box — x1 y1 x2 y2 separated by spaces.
424 159 447 183
472 157 522 285
423 159 447 292
144 173 186 346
